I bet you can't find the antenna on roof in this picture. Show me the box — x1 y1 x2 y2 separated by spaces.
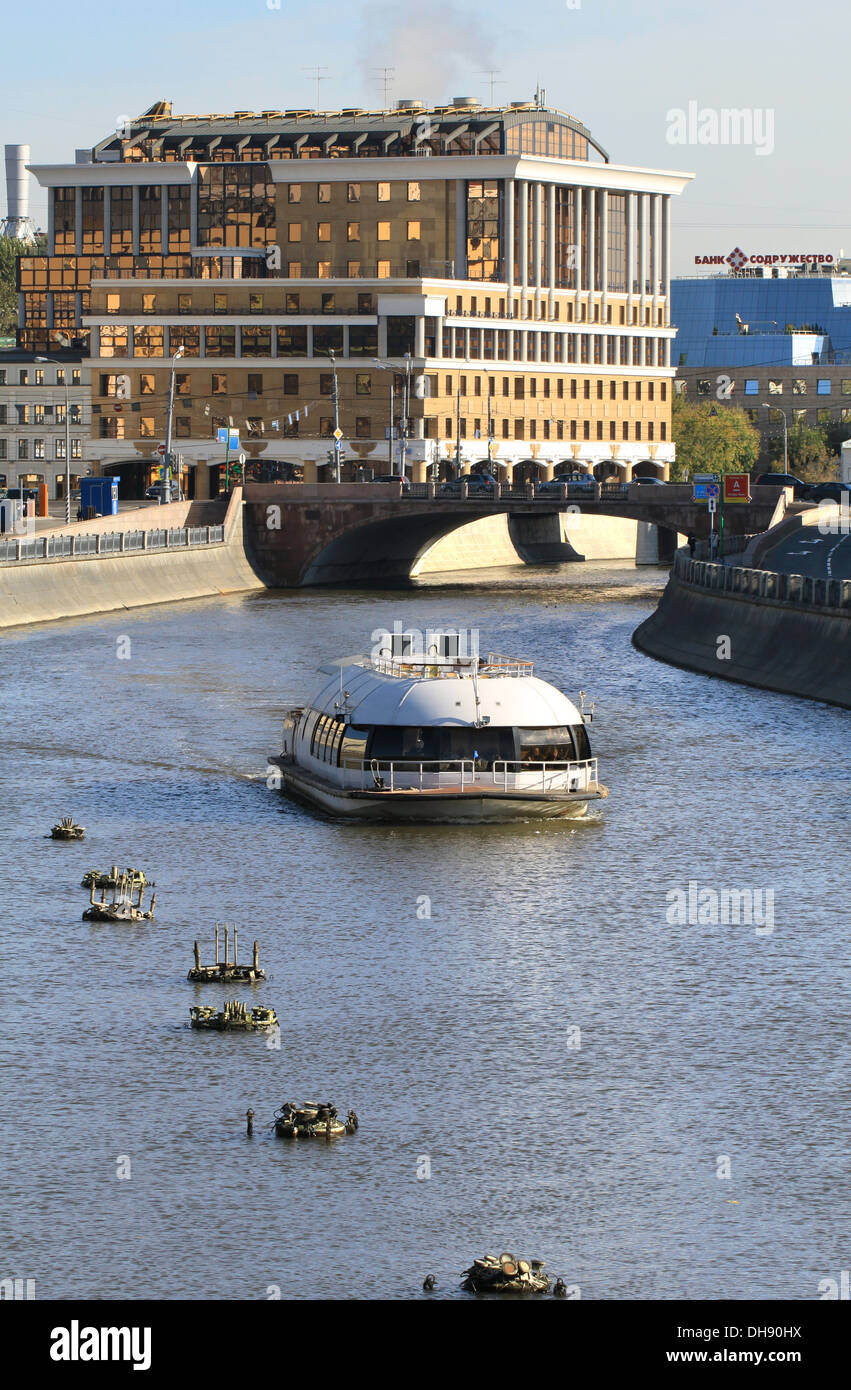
478 71 505 105
302 65 329 111
373 66 395 109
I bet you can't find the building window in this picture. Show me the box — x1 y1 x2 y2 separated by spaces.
320 416 334 436
249 294 263 313
142 293 156 314
356 373 371 395
214 294 228 313
212 373 227 394
355 417 371 438
347 184 360 202
72 371 80 384
107 293 120 314
319 373 333 396
347 261 361 278
71 438 82 460
817 379 831 395
140 374 156 394
283 374 298 394
347 222 360 241
317 261 331 278
176 373 190 396
744 379 759 395
377 182 390 202
288 185 301 203
247 373 263 397
287 261 302 278
33 439 45 460
697 379 711 396
407 220 421 240
322 293 335 313
140 417 156 437
318 222 331 242
377 260 391 279
318 184 331 203
792 379 807 395
178 293 192 312
768 379 783 394
378 221 391 241
175 417 190 438
841 380 851 396
407 181 420 201
288 222 302 243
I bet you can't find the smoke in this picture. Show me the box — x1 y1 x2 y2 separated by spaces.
358 1 498 107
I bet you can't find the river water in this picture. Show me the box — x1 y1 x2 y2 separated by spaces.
1 561 848 1301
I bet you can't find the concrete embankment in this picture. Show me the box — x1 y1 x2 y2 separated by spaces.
633 554 851 708
0 490 263 632
411 511 676 575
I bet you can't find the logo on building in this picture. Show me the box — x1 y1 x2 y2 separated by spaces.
725 246 748 271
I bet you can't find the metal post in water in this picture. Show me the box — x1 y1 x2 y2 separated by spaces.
215 922 219 963
194 940 201 970
233 927 238 965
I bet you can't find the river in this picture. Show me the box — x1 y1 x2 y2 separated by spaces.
1 561 847 1300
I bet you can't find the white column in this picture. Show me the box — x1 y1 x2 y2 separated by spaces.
574 186 583 316
587 187 595 301
505 179 514 297
662 194 671 322
546 183 556 316
625 191 634 324
533 182 542 319
639 193 648 321
415 317 426 357
518 180 529 307
600 189 609 317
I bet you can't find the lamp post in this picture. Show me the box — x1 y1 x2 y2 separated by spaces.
164 345 185 504
761 402 788 473
35 356 71 523
373 357 407 477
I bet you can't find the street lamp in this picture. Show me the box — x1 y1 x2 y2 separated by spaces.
373 358 403 477
35 356 71 523
761 401 789 473
163 345 185 504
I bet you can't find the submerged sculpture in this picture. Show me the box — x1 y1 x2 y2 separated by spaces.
190 1000 278 1032
50 817 85 841
461 1253 552 1294
273 1101 358 1138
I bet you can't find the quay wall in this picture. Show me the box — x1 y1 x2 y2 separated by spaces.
411 512 674 574
0 491 263 632
633 551 851 709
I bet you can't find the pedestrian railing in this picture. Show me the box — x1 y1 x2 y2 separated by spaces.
336 756 598 794
0 522 226 566
673 547 851 614
358 480 636 503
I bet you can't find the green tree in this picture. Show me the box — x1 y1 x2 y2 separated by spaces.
768 421 832 481
0 236 45 335
669 394 761 481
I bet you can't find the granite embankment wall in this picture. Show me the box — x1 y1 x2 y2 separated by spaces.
0 490 263 631
411 511 674 574
633 551 851 708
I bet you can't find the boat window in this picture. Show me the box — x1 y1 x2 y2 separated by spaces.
339 725 370 766
366 725 514 770
571 722 591 761
328 720 346 764
517 726 584 762
307 711 324 754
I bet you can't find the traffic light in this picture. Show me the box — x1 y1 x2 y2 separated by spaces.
327 450 335 468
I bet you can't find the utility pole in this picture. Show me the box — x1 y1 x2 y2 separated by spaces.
455 385 462 477
35 355 71 522
388 378 394 472
401 353 412 479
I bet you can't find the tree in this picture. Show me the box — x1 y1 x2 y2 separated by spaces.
768 421 832 480
669 394 761 481
0 236 45 335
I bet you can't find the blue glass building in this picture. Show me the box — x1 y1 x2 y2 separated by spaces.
671 274 851 368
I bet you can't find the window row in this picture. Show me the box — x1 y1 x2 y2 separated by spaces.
287 182 422 204
3 438 83 460
696 377 845 397
104 291 375 315
0 404 83 424
442 327 670 366
0 369 82 386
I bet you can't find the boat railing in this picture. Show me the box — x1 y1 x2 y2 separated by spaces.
341 758 477 791
365 653 534 679
491 758 598 792
338 756 597 793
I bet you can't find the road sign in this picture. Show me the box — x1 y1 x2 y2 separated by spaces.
694 472 719 483
724 472 751 503
216 427 227 444
333 428 343 441
157 444 166 456
693 483 710 500
708 497 717 514
706 482 720 499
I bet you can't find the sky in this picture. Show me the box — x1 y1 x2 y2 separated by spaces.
1 0 848 275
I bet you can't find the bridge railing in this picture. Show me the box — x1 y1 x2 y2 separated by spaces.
673 547 851 614
0 523 226 567
357 480 642 503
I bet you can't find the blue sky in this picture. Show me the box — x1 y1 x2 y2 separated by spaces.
2 0 847 273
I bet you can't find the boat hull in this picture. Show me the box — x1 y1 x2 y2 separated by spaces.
277 763 600 823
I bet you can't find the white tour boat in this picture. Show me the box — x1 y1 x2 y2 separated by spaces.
271 637 608 823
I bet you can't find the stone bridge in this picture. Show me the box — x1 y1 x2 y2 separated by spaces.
242 481 784 587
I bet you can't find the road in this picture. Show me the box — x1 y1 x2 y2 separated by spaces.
759 511 851 580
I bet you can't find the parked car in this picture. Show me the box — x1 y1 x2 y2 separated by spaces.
440 472 497 496
4 486 38 501
754 471 813 501
809 481 851 504
371 473 411 491
145 483 186 503
631 474 666 485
